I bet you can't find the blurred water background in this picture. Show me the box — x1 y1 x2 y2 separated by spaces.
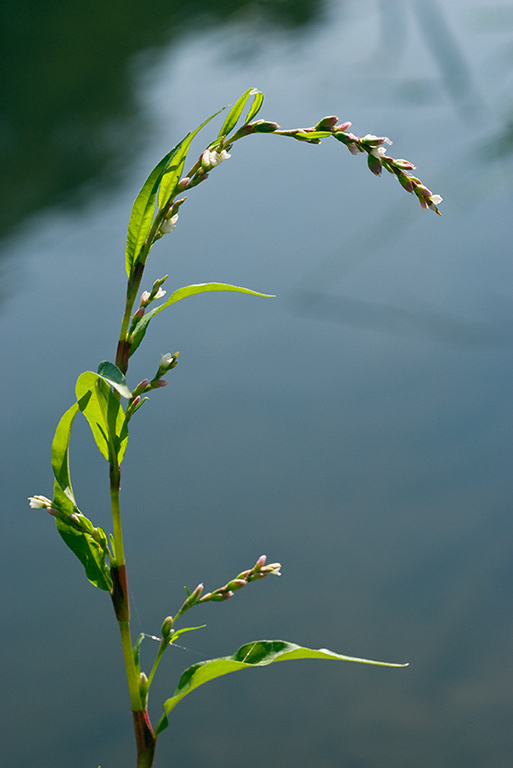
1 1 513 766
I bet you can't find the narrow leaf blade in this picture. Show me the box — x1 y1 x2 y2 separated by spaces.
51 401 80 507
245 88 264 123
125 146 181 275
155 640 406 734
157 108 225 210
217 88 254 138
129 283 274 358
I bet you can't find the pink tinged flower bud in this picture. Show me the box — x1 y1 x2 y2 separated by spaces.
131 395 141 407
178 177 190 190
161 616 174 637
397 172 414 193
336 121 352 131
226 579 247 591
254 555 267 570
315 116 339 130
251 120 281 133
210 590 234 601
367 153 383 176
393 159 416 171
347 143 359 155
133 307 145 320
140 291 151 305
46 507 59 517
154 379 168 388
134 379 150 394
414 184 432 199
190 583 204 602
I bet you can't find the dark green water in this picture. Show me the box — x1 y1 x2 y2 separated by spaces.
2 1 513 767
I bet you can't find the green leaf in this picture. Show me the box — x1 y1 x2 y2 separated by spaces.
169 625 205 643
129 282 274 357
217 88 256 138
133 633 145 676
54 514 112 591
97 361 132 399
50 402 112 590
245 88 264 124
125 144 184 276
155 639 407 735
51 401 80 509
76 371 129 465
157 108 225 210
290 130 332 143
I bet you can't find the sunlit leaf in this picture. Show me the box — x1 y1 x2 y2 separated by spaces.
155 639 407 734
76 372 129 465
157 108 225 210
54 514 112 591
217 88 255 138
129 283 274 357
97 361 132 399
51 401 80 509
50 401 112 590
245 88 264 124
125 144 183 276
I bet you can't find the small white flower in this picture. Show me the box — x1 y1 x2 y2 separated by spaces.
429 194 443 206
371 145 388 157
28 495 51 508
159 352 174 368
161 213 178 234
154 288 166 300
209 149 231 167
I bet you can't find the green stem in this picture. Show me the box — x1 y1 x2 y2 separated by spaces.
110 465 157 765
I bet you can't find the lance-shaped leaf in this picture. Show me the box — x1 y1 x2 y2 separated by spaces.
50 402 112 590
129 282 274 357
51 401 80 509
217 87 261 139
245 88 264 124
157 108 225 210
76 371 129 465
125 143 185 276
97 361 132 399
155 639 407 735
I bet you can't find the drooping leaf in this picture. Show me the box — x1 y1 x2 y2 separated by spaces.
129 282 274 357
50 402 112 590
125 144 184 276
54 514 112 591
97 361 132 399
245 88 264 124
157 108 225 210
155 639 407 734
76 372 129 465
217 88 256 139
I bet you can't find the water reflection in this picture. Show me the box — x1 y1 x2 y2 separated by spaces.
2 2 513 768
0 0 326 240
